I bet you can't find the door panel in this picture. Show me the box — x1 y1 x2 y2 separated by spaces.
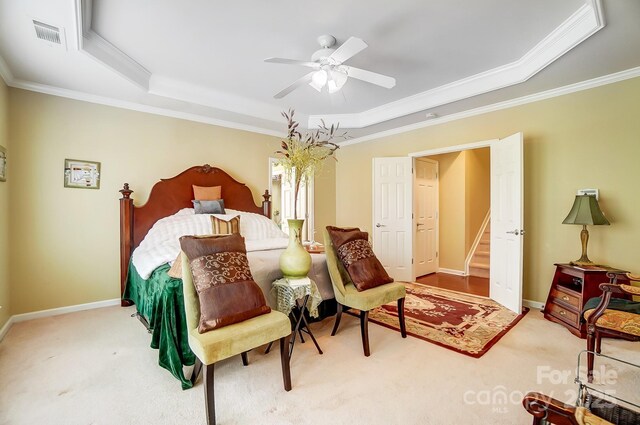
373 157 413 282
490 133 524 314
414 158 438 277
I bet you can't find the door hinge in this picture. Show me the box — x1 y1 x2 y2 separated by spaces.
411 258 414 264
436 251 439 258
435 172 438 179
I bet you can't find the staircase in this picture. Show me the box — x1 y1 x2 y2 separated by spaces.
468 223 490 278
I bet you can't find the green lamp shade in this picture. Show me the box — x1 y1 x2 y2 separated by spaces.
562 195 610 226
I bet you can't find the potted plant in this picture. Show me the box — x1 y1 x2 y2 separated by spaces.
275 109 344 278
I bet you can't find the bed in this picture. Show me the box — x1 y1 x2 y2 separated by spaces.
119 164 334 389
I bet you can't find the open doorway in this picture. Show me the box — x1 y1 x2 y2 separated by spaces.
413 147 491 296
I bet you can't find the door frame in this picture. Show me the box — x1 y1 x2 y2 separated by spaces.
408 138 497 281
413 157 440 278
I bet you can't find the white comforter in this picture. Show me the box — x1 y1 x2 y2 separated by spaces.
131 208 289 279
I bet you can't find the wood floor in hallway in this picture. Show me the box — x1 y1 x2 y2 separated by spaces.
416 272 490 297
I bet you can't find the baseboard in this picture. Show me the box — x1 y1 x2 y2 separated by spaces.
523 299 544 311
0 298 121 342
0 316 14 342
438 268 466 276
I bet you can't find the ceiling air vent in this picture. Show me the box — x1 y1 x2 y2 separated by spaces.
33 20 64 46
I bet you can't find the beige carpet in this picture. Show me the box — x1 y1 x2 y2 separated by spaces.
0 306 638 425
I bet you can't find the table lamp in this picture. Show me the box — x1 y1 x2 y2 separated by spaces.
562 194 610 266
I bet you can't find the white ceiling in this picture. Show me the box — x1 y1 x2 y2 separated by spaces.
0 0 639 140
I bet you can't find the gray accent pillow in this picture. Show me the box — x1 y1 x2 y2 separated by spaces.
192 199 225 214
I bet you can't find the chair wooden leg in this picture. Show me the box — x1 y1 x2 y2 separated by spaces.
587 328 596 383
331 303 343 336
360 310 370 357
191 358 203 386
241 351 249 366
595 331 602 354
398 297 407 338
280 334 292 391
204 363 216 425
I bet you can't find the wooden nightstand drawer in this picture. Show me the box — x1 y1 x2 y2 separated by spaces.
548 303 580 327
550 286 581 309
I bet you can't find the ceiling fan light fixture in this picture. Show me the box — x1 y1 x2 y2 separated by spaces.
328 70 348 93
309 70 328 92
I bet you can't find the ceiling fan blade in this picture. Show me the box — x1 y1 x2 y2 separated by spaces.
265 57 320 69
328 37 368 65
274 72 315 99
343 66 396 89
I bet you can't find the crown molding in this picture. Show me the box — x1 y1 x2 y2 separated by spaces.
148 75 284 124
8 78 285 137
75 0 151 90
309 0 605 129
340 66 640 147
0 54 13 86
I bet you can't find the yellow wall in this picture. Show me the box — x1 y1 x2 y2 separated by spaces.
0 79 9 328
423 149 490 271
429 152 466 270
464 148 490 254
8 89 335 314
336 76 640 303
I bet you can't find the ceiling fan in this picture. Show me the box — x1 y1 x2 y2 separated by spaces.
265 35 396 99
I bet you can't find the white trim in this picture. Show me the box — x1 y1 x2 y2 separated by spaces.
0 298 122 343
465 209 491 275
438 268 466 276
0 54 13 85
523 299 544 311
340 66 640 147
409 140 495 158
310 1 605 129
0 316 14 342
8 79 285 138
11 298 121 323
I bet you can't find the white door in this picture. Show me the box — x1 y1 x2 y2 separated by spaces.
414 158 439 277
490 133 524 313
372 157 413 282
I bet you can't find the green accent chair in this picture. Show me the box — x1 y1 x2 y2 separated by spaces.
181 252 293 425
324 228 407 356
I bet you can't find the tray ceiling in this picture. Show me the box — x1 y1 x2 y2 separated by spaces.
0 0 639 139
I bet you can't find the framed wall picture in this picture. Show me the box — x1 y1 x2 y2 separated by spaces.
0 145 6 182
64 159 101 189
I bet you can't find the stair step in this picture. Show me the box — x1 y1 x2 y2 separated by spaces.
470 262 489 270
469 267 490 279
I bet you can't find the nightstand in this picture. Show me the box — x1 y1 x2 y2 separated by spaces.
543 263 627 338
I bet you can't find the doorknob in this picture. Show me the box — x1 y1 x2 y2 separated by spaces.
506 229 520 235
416 223 424 227
376 223 386 228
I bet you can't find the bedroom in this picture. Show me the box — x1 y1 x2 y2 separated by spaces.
1 1 640 424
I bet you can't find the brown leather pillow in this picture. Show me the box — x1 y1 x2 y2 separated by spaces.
179 234 271 333
326 226 393 291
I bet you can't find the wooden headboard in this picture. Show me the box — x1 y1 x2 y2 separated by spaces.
119 164 271 306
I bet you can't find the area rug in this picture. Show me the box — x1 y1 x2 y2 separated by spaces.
368 283 528 358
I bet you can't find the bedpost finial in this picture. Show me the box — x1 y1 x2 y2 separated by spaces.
263 190 271 202
120 183 133 199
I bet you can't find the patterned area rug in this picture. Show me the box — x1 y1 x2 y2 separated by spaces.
368 283 528 358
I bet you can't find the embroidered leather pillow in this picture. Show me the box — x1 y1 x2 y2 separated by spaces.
179 234 271 333
211 215 240 235
326 226 393 291
193 185 222 200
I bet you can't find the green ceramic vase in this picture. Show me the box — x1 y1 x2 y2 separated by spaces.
279 219 312 278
